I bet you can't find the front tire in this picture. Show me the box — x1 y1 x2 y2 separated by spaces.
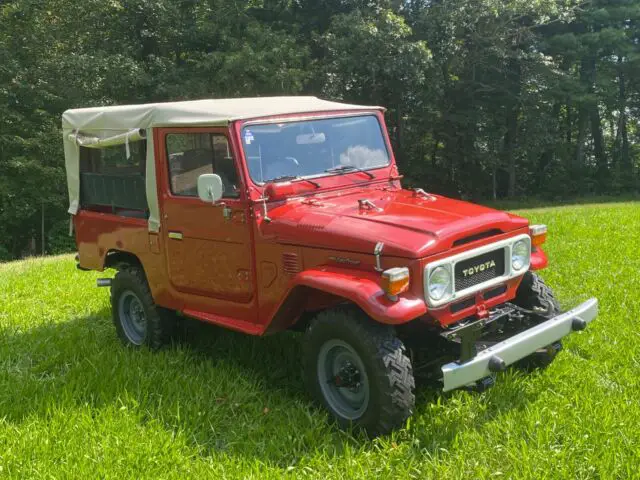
514 271 561 315
110 266 176 350
303 308 415 436
514 272 562 370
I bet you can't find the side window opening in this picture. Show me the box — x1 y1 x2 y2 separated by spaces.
79 140 148 216
166 133 240 199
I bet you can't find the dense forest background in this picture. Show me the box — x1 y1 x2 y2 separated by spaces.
2 0 640 260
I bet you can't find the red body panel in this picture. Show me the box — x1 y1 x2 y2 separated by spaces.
74 109 547 334
294 267 427 324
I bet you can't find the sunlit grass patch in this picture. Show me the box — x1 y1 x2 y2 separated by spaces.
0 201 637 478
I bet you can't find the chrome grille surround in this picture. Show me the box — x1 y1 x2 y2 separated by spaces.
424 233 531 308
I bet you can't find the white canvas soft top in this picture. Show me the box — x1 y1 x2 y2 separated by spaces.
62 96 382 232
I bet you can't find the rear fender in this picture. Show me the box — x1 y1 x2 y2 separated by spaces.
269 266 427 330
103 250 143 270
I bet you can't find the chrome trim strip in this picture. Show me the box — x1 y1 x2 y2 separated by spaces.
424 233 531 308
441 298 598 392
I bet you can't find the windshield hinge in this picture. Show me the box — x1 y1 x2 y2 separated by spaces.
412 188 437 201
358 199 382 212
374 242 384 272
257 196 271 223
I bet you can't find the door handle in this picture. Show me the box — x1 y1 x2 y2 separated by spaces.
168 231 183 240
213 201 232 220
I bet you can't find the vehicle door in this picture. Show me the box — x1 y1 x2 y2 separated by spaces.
158 127 254 305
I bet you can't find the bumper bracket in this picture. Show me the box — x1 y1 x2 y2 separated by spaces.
441 298 598 392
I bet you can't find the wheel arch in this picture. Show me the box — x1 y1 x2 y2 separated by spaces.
265 266 427 334
103 249 143 272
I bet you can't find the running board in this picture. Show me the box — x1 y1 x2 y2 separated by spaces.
182 309 266 336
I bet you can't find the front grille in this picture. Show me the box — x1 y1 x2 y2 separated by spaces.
454 248 505 291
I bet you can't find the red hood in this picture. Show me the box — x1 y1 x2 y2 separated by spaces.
260 187 528 259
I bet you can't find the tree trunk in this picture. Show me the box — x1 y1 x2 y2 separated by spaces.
503 57 520 198
575 107 588 169
505 104 518 198
590 105 606 178
575 57 592 170
431 129 440 168
538 102 561 187
492 164 497 200
617 57 630 173
565 103 572 145
583 56 607 180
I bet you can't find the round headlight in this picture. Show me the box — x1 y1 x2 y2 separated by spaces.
512 239 530 271
428 266 451 301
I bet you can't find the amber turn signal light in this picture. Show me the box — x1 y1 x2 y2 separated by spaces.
381 267 410 299
529 224 547 247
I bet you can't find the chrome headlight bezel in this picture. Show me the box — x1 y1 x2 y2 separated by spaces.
424 233 531 308
428 265 453 302
511 239 530 271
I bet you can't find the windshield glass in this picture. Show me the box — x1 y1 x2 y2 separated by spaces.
242 115 390 184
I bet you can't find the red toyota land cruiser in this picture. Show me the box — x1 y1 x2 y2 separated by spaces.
63 97 598 436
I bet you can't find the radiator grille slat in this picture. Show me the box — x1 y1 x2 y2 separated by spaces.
454 248 505 291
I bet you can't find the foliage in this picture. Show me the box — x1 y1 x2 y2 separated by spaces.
2 0 640 259
0 201 638 477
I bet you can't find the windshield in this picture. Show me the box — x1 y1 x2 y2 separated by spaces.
242 115 390 184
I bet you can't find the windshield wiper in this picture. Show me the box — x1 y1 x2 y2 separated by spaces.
267 175 321 188
324 164 375 179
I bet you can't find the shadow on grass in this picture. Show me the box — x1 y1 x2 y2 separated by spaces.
0 310 542 464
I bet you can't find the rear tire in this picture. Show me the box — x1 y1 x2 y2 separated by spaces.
110 266 176 350
514 272 562 370
303 307 415 436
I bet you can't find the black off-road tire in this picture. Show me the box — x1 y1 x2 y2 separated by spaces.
110 266 176 350
515 271 561 315
303 307 415 437
514 272 562 370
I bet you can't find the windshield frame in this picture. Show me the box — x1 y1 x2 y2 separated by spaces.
238 112 393 186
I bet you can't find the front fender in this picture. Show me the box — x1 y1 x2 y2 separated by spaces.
530 247 548 270
293 266 427 325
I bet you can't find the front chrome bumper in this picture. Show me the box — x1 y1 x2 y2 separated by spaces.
441 298 598 392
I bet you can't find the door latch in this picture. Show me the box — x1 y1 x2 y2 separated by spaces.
222 205 232 220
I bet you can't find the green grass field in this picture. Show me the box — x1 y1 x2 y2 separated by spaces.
1 201 639 479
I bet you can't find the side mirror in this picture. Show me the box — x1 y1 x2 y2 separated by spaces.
197 174 223 204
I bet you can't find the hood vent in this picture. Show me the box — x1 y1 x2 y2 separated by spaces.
453 229 502 247
282 252 302 275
